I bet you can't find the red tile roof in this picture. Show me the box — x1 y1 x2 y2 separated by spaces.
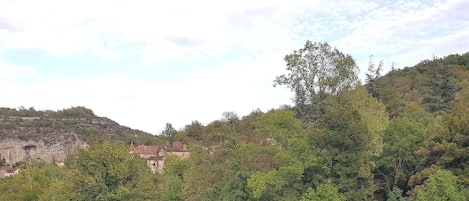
172 141 184 152
160 141 187 152
130 145 159 155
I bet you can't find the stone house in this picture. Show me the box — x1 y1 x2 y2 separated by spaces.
159 141 190 159
130 144 159 159
130 141 189 173
147 155 165 173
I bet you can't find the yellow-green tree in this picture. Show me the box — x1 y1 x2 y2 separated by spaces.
63 141 159 200
414 170 467 201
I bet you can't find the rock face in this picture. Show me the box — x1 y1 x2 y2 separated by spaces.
0 106 162 165
0 133 88 165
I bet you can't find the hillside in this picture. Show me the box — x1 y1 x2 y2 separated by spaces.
366 52 469 117
0 106 163 165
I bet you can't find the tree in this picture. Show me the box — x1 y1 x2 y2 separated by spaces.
274 40 359 120
366 55 384 98
63 141 159 200
387 187 408 201
222 111 239 124
159 155 189 201
0 161 71 201
412 81 469 188
378 118 425 188
300 182 345 201
366 55 383 83
247 109 318 200
218 161 250 201
185 120 204 140
312 86 388 200
414 170 467 201
161 123 177 142
421 58 457 113
255 109 302 146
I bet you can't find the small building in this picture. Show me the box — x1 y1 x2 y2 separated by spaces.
147 156 165 173
130 144 159 159
130 141 190 173
159 141 190 159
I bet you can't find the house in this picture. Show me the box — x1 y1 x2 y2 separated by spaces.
159 141 190 159
130 144 159 159
130 141 190 173
147 155 165 173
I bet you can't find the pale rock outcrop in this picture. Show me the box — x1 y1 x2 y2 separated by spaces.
0 133 87 165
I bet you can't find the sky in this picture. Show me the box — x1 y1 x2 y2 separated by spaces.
0 0 468 134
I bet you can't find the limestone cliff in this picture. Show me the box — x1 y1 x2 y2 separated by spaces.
0 133 87 165
0 106 163 165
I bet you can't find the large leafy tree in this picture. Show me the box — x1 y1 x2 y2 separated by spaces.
377 118 425 189
312 86 388 200
274 40 359 120
387 187 408 201
247 109 316 201
161 123 178 142
414 170 467 201
63 141 159 200
300 182 345 201
0 161 70 201
184 120 204 140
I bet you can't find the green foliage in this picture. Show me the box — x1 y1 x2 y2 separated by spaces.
412 82 469 188
218 162 250 201
248 163 304 200
56 106 95 118
366 53 469 116
255 109 302 146
300 182 346 201
0 161 70 201
378 118 425 187
414 170 467 201
161 123 177 142
313 86 388 200
387 187 408 201
159 155 189 201
64 141 159 200
274 40 359 120
184 120 204 140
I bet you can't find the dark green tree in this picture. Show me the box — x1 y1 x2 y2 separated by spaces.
185 120 204 140
312 86 388 200
377 118 425 189
161 122 177 142
387 187 408 201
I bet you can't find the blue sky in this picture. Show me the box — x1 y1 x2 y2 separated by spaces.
1 0 468 133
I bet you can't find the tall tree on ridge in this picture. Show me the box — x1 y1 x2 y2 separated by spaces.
274 40 359 120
